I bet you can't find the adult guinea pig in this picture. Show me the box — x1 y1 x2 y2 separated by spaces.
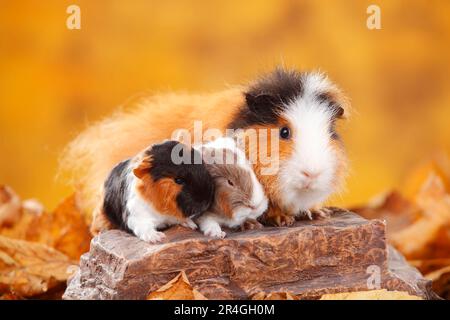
195 137 268 239
62 68 349 227
92 140 215 243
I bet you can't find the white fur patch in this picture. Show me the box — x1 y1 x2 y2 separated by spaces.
278 72 338 214
125 174 181 242
199 137 269 233
197 214 227 239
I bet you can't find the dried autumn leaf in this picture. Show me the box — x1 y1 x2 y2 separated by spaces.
425 266 450 300
402 152 450 199
320 289 422 300
409 258 450 275
0 185 22 227
147 271 207 300
0 293 22 300
0 235 76 297
47 195 92 260
0 202 45 242
0 194 92 260
353 191 421 235
391 174 450 259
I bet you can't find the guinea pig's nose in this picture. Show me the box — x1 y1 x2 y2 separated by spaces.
301 170 320 179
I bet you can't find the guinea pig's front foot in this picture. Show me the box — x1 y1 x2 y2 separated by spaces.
181 218 198 230
134 226 166 243
311 207 333 219
300 207 332 220
264 214 296 227
198 217 226 239
240 219 264 231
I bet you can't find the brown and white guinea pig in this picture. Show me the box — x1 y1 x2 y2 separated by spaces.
194 137 268 239
95 140 215 242
61 68 349 227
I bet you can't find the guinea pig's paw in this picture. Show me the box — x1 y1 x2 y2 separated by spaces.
205 229 226 239
267 214 296 227
135 227 166 243
144 230 166 243
311 207 332 220
240 219 264 231
300 210 313 220
182 219 198 230
202 224 226 239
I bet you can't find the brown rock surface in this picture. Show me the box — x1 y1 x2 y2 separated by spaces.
63 210 436 300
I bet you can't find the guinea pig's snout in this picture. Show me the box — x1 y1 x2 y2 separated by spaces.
301 170 320 179
300 170 322 188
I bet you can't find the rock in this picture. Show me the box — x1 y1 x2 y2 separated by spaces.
63 209 437 300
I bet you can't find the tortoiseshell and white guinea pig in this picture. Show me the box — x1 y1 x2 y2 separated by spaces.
63 68 349 227
195 137 268 239
94 140 215 243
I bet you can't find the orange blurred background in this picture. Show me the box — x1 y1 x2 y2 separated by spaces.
0 0 449 210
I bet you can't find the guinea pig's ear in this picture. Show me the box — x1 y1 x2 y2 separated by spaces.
133 155 152 179
245 92 274 113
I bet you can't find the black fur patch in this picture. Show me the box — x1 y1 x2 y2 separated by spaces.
103 159 132 232
147 141 215 218
316 92 344 140
103 141 215 232
228 69 304 129
316 92 344 119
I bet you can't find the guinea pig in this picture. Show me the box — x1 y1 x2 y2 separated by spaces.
94 140 215 243
195 137 268 239
61 68 349 227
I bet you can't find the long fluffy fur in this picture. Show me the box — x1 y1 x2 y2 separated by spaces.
60 89 244 217
61 68 350 226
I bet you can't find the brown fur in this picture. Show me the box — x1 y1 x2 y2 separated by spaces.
216 191 234 218
61 89 245 215
136 174 185 220
206 162 253 218
61 71 349 226
239 119 294 212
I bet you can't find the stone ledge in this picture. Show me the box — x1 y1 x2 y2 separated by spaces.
63 210 436 300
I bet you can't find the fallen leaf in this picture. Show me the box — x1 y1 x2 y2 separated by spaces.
402 152 450 199
353 191 421 234
48 195 92 260
319 289 422 300
0 235 76 297
425 266 450 300
147 271 207 300
391 174 450 259
0 185 22 227
0 293 23 300
0 194 92 260
409 258 450 275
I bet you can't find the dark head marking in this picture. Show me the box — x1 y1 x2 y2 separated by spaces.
229 68 304 129
317 92 345 119
229 68 347 133
316 92 345 140
146 141 215 218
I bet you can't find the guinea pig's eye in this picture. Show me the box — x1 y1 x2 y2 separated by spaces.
279 126 291 140
227 179 234 187
174 178 185 185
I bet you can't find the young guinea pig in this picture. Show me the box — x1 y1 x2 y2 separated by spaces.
62 68 349 227
97 140 215 243
195 137 268 239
